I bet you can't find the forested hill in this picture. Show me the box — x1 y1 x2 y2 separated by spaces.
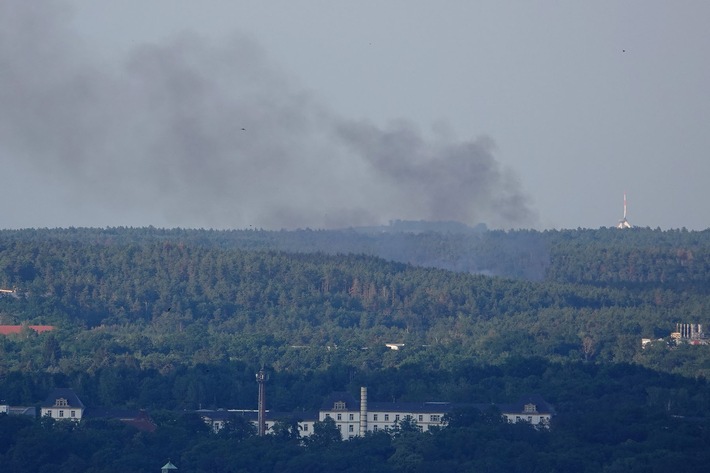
2 225 709 283
1 226 709 383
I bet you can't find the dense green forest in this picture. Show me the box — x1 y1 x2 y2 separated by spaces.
1 226 710 471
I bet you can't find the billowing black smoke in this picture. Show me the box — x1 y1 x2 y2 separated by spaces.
0 1 536 229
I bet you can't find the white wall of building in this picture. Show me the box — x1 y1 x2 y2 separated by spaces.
41 406 83 421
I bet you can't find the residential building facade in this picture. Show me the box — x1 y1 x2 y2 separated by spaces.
41 388 85 421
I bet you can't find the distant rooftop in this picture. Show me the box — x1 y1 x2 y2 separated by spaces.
42 388 85 409
0 325 55 335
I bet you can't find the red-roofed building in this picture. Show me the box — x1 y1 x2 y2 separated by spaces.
0 325 55 335
84 408 157 432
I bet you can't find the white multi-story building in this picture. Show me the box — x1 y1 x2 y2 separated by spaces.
41 388 85 421
319 388 453 439
498 395 554 427
200 387 554 439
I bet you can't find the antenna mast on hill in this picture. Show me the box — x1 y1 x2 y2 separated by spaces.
617 192 632 229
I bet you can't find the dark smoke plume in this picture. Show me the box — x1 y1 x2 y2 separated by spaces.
0 1 536 229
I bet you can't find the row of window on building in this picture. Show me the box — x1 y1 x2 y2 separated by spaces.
329 412 440 423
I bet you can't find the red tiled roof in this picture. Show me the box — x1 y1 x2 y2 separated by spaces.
0 325 55 335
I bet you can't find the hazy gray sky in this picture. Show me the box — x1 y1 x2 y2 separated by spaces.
1 1 708 230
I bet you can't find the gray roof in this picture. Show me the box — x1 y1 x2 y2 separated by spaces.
497 395 556 415
368 401 455 414
267 410 319 422
41 388 85 409
198 409 319 423
320 391 360 411
320 391 554 417
84 407 144 419
7 406 36 417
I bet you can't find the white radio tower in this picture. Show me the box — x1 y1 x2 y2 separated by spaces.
617 193 632 229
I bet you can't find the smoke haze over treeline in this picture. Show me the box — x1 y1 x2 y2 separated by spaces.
0 1 536 230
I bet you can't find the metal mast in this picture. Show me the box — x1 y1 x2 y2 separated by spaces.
256 369 267 436
617 192 632 229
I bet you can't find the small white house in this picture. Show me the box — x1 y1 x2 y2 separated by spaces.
41 388 85 421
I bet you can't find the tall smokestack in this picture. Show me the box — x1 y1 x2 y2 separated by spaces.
359 387 368 436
